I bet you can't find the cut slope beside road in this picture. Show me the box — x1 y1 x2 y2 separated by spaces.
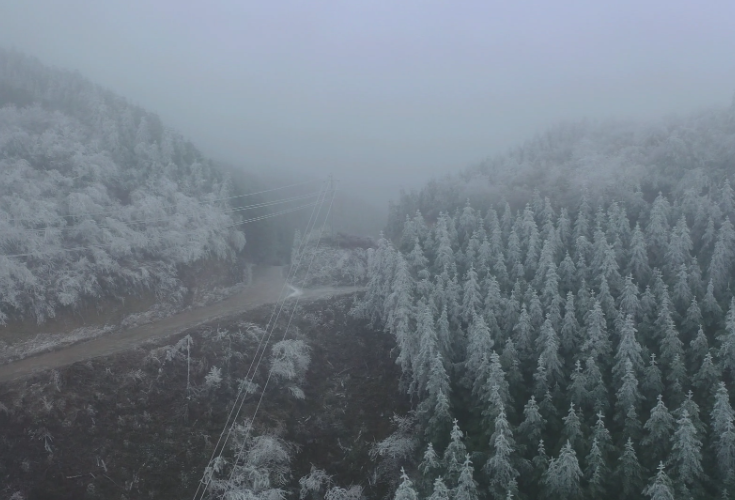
0 266 362 383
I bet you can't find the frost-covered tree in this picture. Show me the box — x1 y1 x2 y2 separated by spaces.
485 404 519 500
642 395 675 467
616 438 644 500
517 395 546 456
669 409 703 496
394 469 419 500
711 382 735 486
454 455 479 500
643 463 675 500
544 441 583 500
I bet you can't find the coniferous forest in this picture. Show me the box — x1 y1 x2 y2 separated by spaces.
352 107 735 499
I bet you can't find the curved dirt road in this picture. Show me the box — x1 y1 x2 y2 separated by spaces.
0 266 362 383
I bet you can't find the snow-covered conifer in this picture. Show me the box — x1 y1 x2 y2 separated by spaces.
616 438 644 500
485 404 519 500
643 463 675 500
394 469 419 500
642 395 675 466
544 441 583 500
517 395 546 456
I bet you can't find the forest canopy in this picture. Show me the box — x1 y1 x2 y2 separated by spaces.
355 101 735 500
0 49 246 324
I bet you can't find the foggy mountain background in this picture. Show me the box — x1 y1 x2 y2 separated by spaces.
2 1 734 209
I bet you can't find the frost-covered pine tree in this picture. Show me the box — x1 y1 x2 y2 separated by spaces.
461 265 482 325
454 455 479 500
628 221 651 282
616 438 644 500
427 476 450 500
585 437 609 500
613 314 644 388
718 298 735 382
560 292 580 356
394 469 419 500
643 463 675 500
642 395 675 467
561 402 583 453
711 382 735 486
443 419 468 486
517 395 546 456
485 404 519 500
669 409 703 496
544 441 583 500
582 300 611 363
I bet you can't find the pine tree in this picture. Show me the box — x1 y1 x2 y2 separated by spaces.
544 441 583 500
686 304 706 353
461 265 482 325
583 300 612 363
500 338 523 389
592 411 614 461
688 324 708 372
641 354 665 403
616 438 644 500
585 437 609 500
585 356 609 414
464 314 494 387
538 318 564 390
642 395 675 467
629 221 651 282
559 252 577 294
619 274 640 319
517 396 546 457
693 352 720 404
712 382 735 486
673 263 692 313
568 360 589 409
560 292 581 356
616 360 642 425
443 419 468 486
613 314 644 387
427 477 451 500
394 469 419 500
419 443 442 483
702 278 722 328
643 463 675 500
424 353 452 442
647 192 671 267
454 455 479 500
513 304 534 363
719 298 735 382
669 409 703 496
485 404 519 500
562 402 583 453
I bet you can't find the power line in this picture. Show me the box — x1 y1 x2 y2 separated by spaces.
226 185 336 486
192 183 331 500
0 191 322 235
0 200 321 259
0 179 321 224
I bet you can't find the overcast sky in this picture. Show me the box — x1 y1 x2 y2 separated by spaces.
2 1 734 204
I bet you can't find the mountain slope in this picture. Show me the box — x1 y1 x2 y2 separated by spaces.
0 49 246 324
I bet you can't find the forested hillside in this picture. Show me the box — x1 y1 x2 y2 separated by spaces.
386 103 735 233
0 49 249 325
354 106 735 500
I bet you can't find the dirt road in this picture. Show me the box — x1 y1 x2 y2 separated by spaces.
0 266 362 383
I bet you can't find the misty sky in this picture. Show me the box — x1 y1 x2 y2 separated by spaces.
2 1 735 204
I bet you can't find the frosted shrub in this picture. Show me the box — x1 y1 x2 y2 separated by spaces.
205 366 223 388
270 339 311 383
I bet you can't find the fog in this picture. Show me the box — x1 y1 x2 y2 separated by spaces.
2 1 735 205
